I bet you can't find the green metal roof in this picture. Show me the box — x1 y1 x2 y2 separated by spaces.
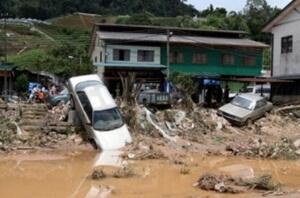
0 64 17 71
95 62 167 69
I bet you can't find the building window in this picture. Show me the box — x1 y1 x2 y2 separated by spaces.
242 56 256 66
281 35 293 53
222 54 235 65
138 50 154 62
100 52 103 62
192 53 208 64
170 52 184 64
113 49 130 61
94 56 98 63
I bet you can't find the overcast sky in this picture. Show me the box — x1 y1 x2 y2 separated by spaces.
187 0 291 11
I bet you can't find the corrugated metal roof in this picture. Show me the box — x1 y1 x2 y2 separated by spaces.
97 31 268 48
95 23 248 35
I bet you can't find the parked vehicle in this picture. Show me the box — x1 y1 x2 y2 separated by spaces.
68 74 132 150
49 87 70 106
218 93 273 126
244 84 271 99
138 90 170 106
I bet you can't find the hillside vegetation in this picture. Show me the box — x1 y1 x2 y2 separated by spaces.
0 0 198 20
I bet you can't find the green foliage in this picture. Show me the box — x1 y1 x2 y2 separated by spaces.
1 0 199 19
15 74 29 92
9 44 93 78
263 48 271 69
169 72 197 96
244 0 281 42
116 12 154 25
8 49 48 70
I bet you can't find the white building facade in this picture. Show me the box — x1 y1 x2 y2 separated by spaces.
263 0 300 103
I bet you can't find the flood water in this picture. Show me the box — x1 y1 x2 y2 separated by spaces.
1 151 300 198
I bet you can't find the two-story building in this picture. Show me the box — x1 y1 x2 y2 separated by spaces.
90 24 268 94
263 0 300 103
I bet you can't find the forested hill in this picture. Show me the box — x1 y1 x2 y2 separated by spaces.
0 0 199 20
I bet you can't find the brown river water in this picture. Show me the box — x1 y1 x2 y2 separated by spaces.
0 151 300 198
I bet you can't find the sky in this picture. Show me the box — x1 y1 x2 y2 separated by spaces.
187 0 291 12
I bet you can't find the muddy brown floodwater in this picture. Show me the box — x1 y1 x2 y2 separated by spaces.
0 151 300 198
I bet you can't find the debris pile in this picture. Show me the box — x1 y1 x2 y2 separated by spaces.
226 137 299 160
48 101 71 122
91 165 135 180
0 102 86 152
196 173 279 194
123 138 166 160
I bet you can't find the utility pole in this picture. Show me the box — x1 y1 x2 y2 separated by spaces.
1 13 8 62
166 29 173 79
1 13 8 103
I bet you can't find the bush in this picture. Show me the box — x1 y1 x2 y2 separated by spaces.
15 74 29 93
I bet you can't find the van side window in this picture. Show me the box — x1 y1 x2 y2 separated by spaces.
77 91 93 122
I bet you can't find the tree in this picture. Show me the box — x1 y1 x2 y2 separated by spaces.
1 0 199 19
169 72 197 109
244 0 280 42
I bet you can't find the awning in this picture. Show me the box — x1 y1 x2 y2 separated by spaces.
0 64 16 71
228 77 292 83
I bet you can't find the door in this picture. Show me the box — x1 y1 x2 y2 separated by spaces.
253 99 267 120
76 91 94 138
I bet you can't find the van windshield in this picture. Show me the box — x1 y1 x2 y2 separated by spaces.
231 96 254 110
93 108 124 131
75 81 101 92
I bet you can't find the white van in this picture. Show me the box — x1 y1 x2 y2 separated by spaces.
68 74 132 150
245 84 271 100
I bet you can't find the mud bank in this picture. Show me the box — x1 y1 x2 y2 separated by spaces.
1 151 300 198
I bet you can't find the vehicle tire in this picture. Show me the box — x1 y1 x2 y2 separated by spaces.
55 100 62 106
245 118 253 127
70 96 75 110
142 98 147 105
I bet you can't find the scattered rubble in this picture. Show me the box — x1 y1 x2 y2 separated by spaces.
91 165 135 180
121 102 300 160
91 169 106 180
0 102 87 153
196 173 279 194
123 139 166 160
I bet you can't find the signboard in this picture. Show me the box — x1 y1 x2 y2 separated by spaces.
0 71 12 77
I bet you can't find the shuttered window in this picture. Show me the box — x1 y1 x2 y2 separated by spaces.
192 53 208 64
113 49 130 61
242 56 256 66
138 50 154 62
281 35 293 53
222 54 235 65
170 52 184 64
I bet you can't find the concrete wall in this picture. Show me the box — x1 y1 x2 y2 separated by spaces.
272 5 300 77
92 36 105 65
105 44 161 65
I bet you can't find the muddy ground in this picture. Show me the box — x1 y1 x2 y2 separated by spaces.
1 99 300 197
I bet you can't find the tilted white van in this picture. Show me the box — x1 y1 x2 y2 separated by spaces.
68 74 132 150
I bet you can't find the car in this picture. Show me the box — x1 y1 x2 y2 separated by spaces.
68 74 132 150
218 93 273 126
138 90 170 106
48 87 70 106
